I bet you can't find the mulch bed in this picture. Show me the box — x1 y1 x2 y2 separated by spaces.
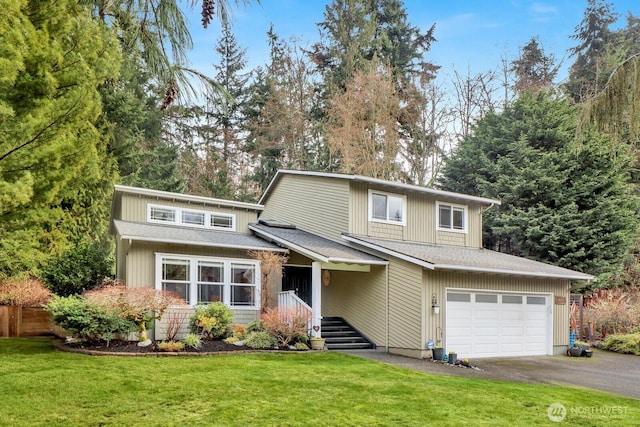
52 339 296 357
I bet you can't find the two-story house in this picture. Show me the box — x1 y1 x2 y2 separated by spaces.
111 170 593 359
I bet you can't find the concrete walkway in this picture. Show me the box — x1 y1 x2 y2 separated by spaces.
338 349 640 399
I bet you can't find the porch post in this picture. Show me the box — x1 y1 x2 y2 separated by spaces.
311 261 322 337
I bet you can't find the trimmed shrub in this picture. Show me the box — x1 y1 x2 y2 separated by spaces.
189 302 233 339
45 295 136 342
84 282 187 342
601 333 640 355
41 243 113 296
244 331 277 349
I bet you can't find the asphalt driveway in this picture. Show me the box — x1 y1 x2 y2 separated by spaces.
339 349 640 399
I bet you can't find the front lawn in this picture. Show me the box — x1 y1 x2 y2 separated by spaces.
0 338 637 426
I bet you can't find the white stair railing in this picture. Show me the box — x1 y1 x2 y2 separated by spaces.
278 291 313 334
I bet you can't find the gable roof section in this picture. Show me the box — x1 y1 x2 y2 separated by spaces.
249 222 387 265
342 234 594 281
259 170 501 207
113 220 286 252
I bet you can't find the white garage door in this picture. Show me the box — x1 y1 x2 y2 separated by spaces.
445 290 552 358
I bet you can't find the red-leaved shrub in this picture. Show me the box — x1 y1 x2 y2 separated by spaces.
0 278 53 307
260 307 310 347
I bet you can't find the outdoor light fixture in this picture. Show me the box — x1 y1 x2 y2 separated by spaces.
431 293 440 315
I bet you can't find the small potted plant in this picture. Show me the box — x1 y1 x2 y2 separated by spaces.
310 336 326 350
309 325 325 350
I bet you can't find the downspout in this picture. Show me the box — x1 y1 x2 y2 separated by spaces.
386 263 390 351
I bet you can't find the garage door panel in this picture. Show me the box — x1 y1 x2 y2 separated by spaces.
447 306 472 320
474 343 500 355
448 327 472 337
525 327 547 338
446 291 551 358
502 327 524 336
475 310 499 320
526 311 547 321
475 327 500 336
501 310 525 321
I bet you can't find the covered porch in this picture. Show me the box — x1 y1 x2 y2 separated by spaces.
249 220 387 339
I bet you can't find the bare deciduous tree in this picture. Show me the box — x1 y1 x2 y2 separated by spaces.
449 67 504 142
326 66 402 180
399 78 454 186
248 250 288 313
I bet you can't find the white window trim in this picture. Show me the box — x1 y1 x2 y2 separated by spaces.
155 253 260 309
147 203 236 231
368 189 407 226
436 201 468 234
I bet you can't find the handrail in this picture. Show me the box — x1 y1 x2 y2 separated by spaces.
278 291 313 334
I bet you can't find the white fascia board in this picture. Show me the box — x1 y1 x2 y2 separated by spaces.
342 235 435 270
435 263 595 281
115 185 264 211
353 174 501 206
326 257 389 266
118 234 287 253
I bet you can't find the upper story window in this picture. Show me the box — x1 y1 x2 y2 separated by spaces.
148 203 235 231
436 202 467 233
369 190 406 225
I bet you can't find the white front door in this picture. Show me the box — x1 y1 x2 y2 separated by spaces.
445 290 552 358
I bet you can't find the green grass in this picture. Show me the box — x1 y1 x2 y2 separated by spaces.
0 338 637 426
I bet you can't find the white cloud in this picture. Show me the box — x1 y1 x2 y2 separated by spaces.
529 2 558 22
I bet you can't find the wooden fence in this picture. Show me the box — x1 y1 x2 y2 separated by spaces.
0 306 54 337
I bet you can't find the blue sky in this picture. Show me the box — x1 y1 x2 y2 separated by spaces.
184 1 640 84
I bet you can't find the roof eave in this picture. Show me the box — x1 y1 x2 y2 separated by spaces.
249 225 330 262
342 235 434 270
115 184 264 211
434 263 595 281
250 225 387 265
260 170 501 206
117 234 287 253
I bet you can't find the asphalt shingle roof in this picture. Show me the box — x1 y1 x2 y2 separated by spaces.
249 223 386 264
342 234 594 280
113 220 284 252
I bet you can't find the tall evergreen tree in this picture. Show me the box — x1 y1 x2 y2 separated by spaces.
511 36 559 95
101 50 183 192
245 27 325 194
185 18 251 199
0 0 121 275
314 0 436 91
439 93 638 285
564 0 619 103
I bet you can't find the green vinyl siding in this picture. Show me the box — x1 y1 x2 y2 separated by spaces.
349 182 484 248
425 271 570 349
322 266 388 346
118 194 258 232
387 259 423 352
260 174 350 242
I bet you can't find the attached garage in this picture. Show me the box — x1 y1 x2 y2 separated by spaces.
446 289 552 358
